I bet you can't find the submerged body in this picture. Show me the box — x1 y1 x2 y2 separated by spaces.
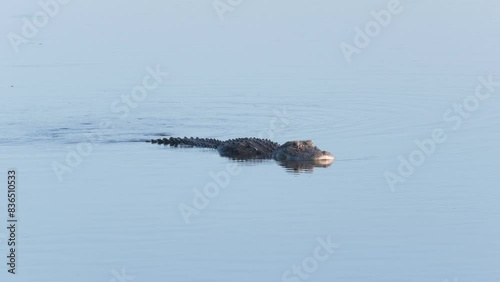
149 137 334 163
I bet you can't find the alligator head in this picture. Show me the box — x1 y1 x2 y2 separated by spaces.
272 140 334 162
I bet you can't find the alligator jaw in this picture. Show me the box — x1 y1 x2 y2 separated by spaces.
315 151 334 161
272 140 334 162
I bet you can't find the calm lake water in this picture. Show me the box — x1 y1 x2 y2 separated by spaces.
1 1 499 282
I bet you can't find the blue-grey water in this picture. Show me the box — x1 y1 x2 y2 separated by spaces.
1 1 499 282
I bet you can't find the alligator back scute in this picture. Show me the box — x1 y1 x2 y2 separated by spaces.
217 138 280 160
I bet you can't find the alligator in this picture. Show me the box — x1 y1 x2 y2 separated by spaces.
147 137 334 170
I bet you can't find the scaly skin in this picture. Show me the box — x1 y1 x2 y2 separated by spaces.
148 137 334 162
151 137 223 148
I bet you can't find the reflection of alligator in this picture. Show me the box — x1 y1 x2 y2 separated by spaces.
148 137 334 168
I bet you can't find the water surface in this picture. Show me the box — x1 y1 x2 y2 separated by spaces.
1 1 499 282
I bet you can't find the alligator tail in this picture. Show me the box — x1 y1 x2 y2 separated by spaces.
148 137 223 149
